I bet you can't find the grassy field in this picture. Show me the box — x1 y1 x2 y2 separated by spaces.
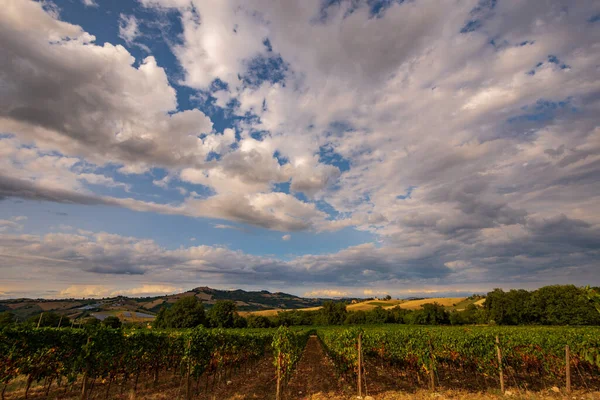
240 297 482 317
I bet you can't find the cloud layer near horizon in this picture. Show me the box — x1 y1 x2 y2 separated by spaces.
0 0 599 297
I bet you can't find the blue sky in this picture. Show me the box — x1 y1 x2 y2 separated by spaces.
0 0 599 299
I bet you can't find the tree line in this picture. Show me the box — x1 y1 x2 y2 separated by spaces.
155 284 600 328
1 284 598 330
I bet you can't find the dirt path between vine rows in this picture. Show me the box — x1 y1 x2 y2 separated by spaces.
284 335 347 400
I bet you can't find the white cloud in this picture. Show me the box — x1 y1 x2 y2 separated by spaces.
60 285 111 298
118 14 142 47
363 289 389 296
113 284 182 296
304 289 349 298
81 0 97 7
281 234 291 241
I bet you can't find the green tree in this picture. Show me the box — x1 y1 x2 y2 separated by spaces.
207 300 237 328
366 306 388 324
584 286 600 315
388 306 411 324
450 304 484 325
233 314 247 328
408 303 449 325
155 296 206 329
344 310 367 325
319 301 347 325
529 285 600 325
102 315 122 329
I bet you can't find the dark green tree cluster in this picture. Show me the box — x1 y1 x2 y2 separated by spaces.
270 302 456 326
484 285 600 325
154 297 246 329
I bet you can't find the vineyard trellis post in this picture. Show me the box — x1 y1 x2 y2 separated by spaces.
37 312 43 328
566 345 571 393
81 336 91 400
496 335 504 393
276 352 282 400
357 333 362 398
185 337 192 400
428 339 435 392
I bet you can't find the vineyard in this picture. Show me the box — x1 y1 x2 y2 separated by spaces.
1 325 600 399
0 326 309 400
318 326 600 395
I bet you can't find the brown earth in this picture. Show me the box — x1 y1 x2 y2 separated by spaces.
284 335 348 399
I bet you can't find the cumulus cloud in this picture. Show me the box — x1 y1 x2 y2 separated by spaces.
1 0 600 294
281 234 291 241
1 221 599 297
0 0 214 171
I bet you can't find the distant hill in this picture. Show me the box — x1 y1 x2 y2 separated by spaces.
135 286 334 313
0 287 340 321
0 288 480 322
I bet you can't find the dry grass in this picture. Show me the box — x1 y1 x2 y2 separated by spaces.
474 298 486 307
387 297 467 310
239 306 322 317
141 298 164 309
240 297 475 316
347 300 405 311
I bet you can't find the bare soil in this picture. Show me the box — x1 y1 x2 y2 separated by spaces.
283 335 348 399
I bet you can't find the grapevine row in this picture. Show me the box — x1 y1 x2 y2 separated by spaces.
0 326 287 399
318 325 600 390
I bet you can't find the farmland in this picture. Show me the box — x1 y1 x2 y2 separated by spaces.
2 325 599 399
240 296 481 317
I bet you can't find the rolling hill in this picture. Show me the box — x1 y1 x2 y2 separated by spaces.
0 288 485 322
0 287 339 321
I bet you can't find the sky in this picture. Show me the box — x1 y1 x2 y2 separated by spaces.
0 0 599 300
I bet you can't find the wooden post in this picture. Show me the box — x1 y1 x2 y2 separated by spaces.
185 338 192 400
80 375 88 400
566 345 571 394
429 364 435 391
58 315 63 328
496 336 504 393
358 333 362 397
37 312 44 328
428 339 435 391
276 352 281 400
81 337 90 400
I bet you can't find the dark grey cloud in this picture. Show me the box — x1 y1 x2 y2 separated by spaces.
0 174 111 205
